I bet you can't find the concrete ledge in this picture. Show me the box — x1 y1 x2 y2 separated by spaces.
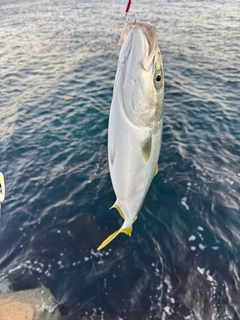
0 287 60 320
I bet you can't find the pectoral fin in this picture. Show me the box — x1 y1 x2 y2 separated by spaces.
97 226 133 251
109 139 116 166
141 134 152 162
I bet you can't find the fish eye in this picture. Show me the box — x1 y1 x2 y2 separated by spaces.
154 70 163 91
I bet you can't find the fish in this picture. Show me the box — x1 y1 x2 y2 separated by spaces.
0 172 5 222
97 21 164 250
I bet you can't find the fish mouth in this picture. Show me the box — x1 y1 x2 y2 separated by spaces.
119 21 157 72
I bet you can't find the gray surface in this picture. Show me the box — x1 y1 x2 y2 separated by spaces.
0 287 60 320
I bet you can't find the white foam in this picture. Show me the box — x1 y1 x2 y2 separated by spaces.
197 267 205 275
156 284 163 290
8 265 22 274
206 274 214 282
198 243 206 250
181 197 189 210
188 235 196 241
163 306 172 315
198 232 204 241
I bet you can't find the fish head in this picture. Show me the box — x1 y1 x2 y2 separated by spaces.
116 21 164 127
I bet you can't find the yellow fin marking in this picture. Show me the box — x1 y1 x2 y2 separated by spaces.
97 229 122 251
97 225 133 251
110 202 126 219
154 166 158 176
122 225 132 236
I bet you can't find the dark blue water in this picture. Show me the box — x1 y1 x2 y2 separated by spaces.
0 0 240 319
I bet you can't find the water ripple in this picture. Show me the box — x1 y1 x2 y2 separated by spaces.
0 0 240 319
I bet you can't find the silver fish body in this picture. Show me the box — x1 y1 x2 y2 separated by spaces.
0 173 5 204
0 172 5 222
98 21 164 250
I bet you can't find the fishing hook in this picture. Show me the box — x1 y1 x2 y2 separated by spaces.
125 0 137 25
125 12 137 25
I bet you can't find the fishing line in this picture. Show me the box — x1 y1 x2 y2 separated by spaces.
108 0 134 27
125 0 132 13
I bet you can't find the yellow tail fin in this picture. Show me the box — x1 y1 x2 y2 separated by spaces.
122 225 132 236
97 225 133 251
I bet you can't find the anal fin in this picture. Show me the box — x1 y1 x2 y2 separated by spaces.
154 166 158 176
110 202 126 220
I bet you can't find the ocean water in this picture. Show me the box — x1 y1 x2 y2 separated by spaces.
0 0 240 319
